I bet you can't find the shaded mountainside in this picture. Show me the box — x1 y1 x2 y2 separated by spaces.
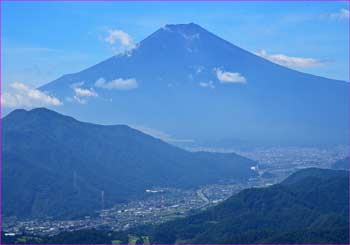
2 108 256 219
4 168 348 244
1 229 130 244
332 157 349 170
37 23 348 146
148 168 349 244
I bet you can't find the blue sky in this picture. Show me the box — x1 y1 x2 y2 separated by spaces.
2 1 349 91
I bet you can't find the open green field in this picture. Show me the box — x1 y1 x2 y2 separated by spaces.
128 235 139 244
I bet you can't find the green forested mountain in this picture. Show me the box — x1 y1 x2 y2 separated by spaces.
332 157 349 170
3 168 348 244
149 168 349 244
1 230 129 244
3 108 256 219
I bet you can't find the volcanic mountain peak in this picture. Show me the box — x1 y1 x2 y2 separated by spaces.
138 22 206 50
37 23 348 146
162 22 205 34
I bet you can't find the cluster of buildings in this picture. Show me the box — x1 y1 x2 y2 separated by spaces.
3 183 250 237
4 145 347 238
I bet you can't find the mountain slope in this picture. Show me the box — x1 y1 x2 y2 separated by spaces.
148 168 349 244
38 23 348 146
332 157 349 170
8 168 347 244
2 108 256 219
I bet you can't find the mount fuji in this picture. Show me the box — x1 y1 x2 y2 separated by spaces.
39 23 348 146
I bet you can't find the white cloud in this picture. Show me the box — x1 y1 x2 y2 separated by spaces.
256 49 326 68
74 87 98 97
1 82 62 108
95 78 138 90
328 8 350 20
215 68 246 84
104 29 135 52
199 81 215 89
68 82 98 104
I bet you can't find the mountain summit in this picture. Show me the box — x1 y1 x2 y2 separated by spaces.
39 23 348 146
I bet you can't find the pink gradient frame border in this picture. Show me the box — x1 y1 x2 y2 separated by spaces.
0 0 349 245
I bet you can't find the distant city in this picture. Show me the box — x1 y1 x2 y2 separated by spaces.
4 145 347 238
2 3 349 244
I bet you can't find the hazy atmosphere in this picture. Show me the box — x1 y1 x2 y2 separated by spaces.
1 2 349 244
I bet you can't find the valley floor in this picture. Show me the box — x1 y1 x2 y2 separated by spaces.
3 145 348 242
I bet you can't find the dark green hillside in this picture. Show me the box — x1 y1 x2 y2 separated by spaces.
3 108 256 219
149 168 349 244
332 157 349 170
4 168 348 244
